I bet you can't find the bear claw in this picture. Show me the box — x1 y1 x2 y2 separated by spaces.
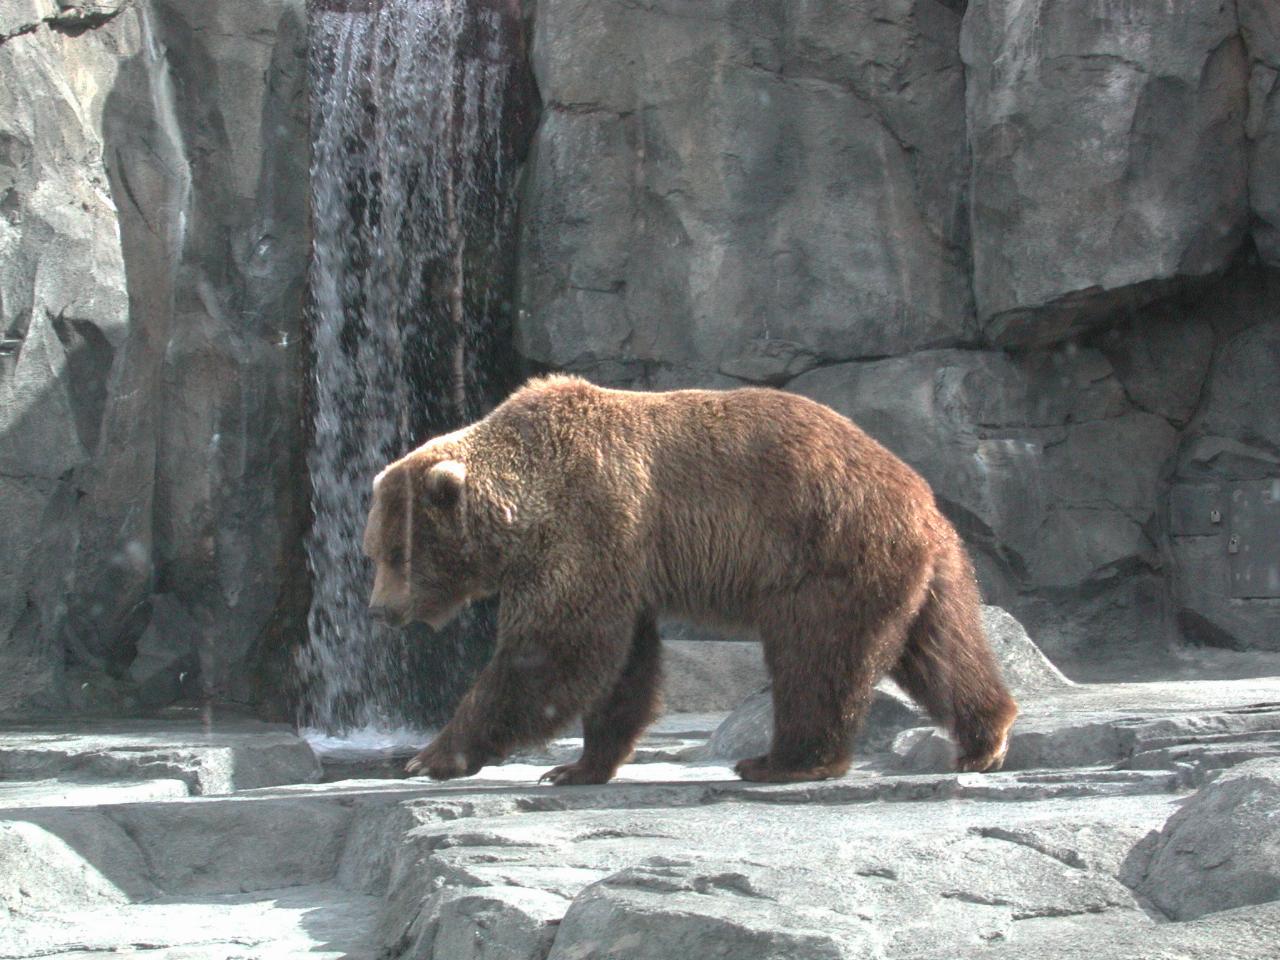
539 762 612 786
404 745 479 780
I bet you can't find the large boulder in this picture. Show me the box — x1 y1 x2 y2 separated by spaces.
962 0 1249 344
1123 758 1280 920
980 605 1074 695
519 0 974 386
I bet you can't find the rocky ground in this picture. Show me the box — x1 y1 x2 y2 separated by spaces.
4 642 1280 959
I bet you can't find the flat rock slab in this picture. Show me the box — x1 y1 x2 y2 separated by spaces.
0 715 321 794
5 768 1278 960
1 882 381 960
375 788 1200 960
4 678 1280 959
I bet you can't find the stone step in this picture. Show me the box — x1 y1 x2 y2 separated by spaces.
4 681 1280 959
0 716 321 795
0 777 189 811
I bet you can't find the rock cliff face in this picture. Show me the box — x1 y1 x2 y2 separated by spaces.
518 0 1280 663
0 0 309 717
2 0 1278 718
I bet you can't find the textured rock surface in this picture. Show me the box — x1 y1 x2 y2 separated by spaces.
1166 270 1280 652
660 638 766 713
1124 757 1280 920
4 674 1280 959
0 0 135 716
514 0 1280 663
981 605 1074 694
791 350 1178 659
519 0 974 386
0 716 321 795
1243 0 1280 266
962 0 1249 343
0 0 309 718
893 678 1280 775
708 680 921 762
0 819 128 916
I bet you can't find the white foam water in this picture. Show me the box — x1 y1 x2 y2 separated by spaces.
301 724 434 758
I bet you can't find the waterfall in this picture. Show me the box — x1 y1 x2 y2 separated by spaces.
298 0 531 733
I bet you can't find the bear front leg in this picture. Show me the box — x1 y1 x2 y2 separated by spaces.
406 596 636 780
540 611 662 786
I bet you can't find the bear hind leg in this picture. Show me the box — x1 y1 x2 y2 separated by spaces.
540 611 662 786
891 548 1018 773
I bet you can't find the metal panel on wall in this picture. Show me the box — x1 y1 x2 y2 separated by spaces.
1228 480 1280 599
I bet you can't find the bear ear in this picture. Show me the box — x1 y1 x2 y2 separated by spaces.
425 460 466 508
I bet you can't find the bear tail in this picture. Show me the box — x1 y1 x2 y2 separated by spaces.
891 535 1018 772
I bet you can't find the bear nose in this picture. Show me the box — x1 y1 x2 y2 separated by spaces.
368 603 396 625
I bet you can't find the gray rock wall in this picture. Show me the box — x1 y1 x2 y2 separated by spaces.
4 0 1278 718
518 0 973 386
0 0 309 718
518 0 1280 662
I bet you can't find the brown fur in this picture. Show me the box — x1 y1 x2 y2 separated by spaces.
364 376 1017 784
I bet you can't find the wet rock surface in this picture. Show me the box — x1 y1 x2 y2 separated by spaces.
4 669 1280 959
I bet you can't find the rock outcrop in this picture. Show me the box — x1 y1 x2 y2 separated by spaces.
1124 757 1280 920
963 0 1250 344
0 0 309 717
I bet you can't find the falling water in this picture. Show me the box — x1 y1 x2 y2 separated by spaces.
298 0 530 733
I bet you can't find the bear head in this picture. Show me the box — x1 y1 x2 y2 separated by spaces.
363 452 493 630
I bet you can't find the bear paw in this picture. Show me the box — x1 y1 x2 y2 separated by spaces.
955 732 1011 773
405 743 482 780
734 755 848 783
538 761 614 786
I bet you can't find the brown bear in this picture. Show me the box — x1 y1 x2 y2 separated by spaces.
363 375 1018 784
